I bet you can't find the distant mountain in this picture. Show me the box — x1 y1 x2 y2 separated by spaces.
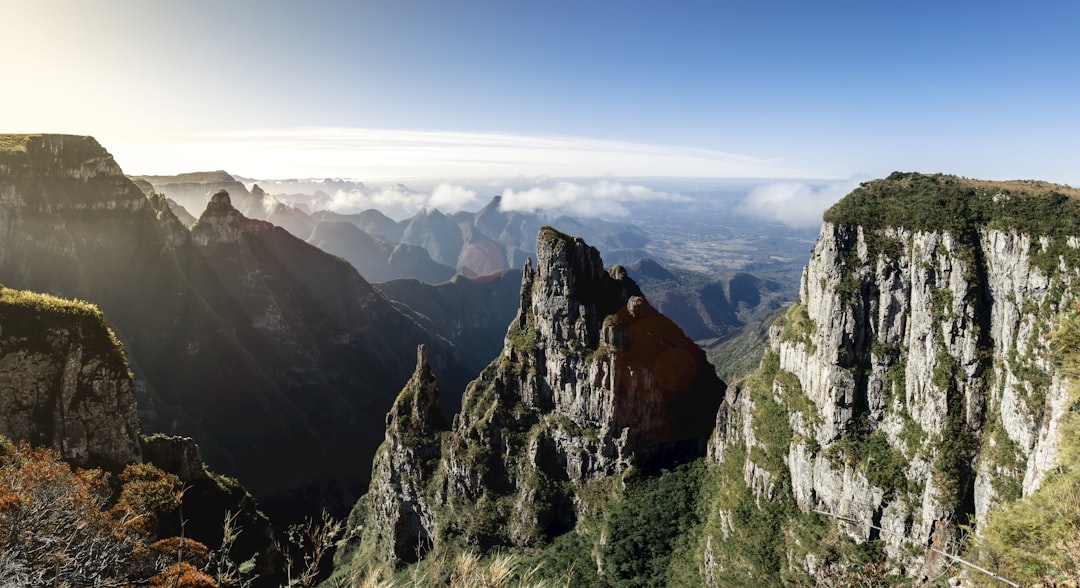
237 183 316 239
375 270 523 371
0 135 473 520
129 175 198 226
625 258 793 382
311 208 404 242
307 220 455 284
134 170 250 217
626 258 790 343
400 207 465 268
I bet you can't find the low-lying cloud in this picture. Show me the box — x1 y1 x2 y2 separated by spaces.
735 177 866 228
500 180 687 218
326 183 479 218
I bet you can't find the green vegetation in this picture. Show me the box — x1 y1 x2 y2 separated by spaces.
706 307 784 383
979 420 1025 504
974 307 1080 585
825 173 1080 289
506 319 536 353
603 462 706 587
824 173 1080 236
778 301 817 352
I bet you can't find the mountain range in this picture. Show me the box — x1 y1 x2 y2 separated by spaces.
5 135 1077 585
0 135 477 519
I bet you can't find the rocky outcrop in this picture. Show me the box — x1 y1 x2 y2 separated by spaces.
192 190 276 245
352 345 449 564
0 286 140 470
703 173 1080 582
341 227 725 569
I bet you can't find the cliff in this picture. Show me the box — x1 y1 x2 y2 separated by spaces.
0 286 140 470
0 282 278 583
338 227 725 575
702 173 1080 584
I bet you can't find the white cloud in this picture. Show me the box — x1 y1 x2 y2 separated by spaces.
500 180 688 218
735 177 867 228
324 183 480 218
428 183 480 212
109 127 826 180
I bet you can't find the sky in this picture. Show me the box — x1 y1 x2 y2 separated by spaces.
3 1 1080 189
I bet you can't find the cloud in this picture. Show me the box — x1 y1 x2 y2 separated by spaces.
324 183 480 218
428 183 480 212
735 177 866 228
500 180 688 218
110 127 828 180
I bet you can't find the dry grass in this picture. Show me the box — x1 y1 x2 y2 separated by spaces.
0 286 102 318
955 177 1080 199
0 134 38 154
335 549 554 588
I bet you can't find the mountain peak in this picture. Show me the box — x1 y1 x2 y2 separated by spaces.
206 189 234 213
387 344 448 440
343 228 726 566
191 190 272 245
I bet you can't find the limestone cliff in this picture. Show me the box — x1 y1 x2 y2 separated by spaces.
702 173 1080 583
340 226 725 571
0 286 140 470
0 283 278 581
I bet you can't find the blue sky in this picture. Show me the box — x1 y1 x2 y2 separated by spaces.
4 1 1079 184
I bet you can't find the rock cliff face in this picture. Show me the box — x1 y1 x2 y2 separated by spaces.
0 286 140 470
702 173 1080 582
341 226 725 570
355 345 449 564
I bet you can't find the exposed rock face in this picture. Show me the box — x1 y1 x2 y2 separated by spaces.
357 345 449 564
192 189 275 245
703 174 1080 581
0 286 140 470
342 227 725 569
141 433 205 482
